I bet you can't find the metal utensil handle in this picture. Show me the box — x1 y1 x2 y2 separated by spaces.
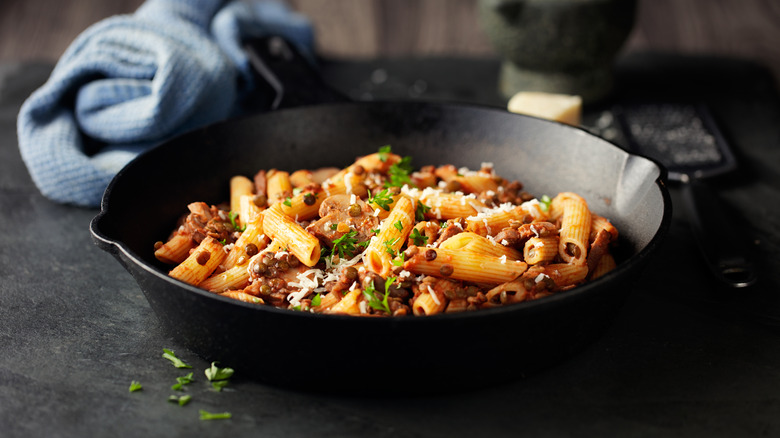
681 178 757 288
243 36 350 111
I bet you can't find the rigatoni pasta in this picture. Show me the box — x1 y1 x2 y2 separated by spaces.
155 145 620 316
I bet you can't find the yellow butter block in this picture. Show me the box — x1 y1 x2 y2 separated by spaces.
507 91 582 126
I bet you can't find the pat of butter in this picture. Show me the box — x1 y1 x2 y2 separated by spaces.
507 91 582 126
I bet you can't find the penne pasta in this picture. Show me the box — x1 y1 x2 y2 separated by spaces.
159 145 620 316
438 232 522 260
230 175 254 217
364 196 415 276
261 204 321 267
168 236 227 286
523 236 558 265
556 192 591 265
403 247 528 285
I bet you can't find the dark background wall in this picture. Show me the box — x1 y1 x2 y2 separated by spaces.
1 0 778 85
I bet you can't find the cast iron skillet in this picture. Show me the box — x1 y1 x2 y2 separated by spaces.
90 37 671 394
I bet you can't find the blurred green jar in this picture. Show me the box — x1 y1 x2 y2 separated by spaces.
478 0 637 103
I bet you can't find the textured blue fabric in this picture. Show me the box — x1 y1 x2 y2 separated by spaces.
17 0 313 207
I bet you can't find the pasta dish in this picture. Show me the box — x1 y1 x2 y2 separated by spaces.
153 146 618 316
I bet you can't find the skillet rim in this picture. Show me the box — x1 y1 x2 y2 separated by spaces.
89 99 672 324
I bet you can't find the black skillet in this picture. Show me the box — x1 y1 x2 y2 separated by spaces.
90 37 671 394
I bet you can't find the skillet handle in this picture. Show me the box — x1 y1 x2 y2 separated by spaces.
243 36 350 110
681 178 757 288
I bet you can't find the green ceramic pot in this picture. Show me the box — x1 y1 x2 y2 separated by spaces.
478 0 637 102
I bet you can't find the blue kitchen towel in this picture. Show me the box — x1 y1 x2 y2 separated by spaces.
17 0 314 207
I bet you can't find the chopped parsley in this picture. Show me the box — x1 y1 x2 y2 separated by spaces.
168 394 192 406
391 252 406 267
128 381 142 393
393 220 404 232
362 276 396 315
415 200 431 221
385 155 413 188
367 188 394 211
383 237 399 256
311 293 322 307
163 348 192 369
378 145 392 162
331 229 368 259
172 372 194 391
539 195 552 212
199 410 232 421
283 197 293 207
205 362 234 382
410 228 428 246
205 362 234 392
228 211 245 232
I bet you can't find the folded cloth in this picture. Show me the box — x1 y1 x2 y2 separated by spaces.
17 0 313 207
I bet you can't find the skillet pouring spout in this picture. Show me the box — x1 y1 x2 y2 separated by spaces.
89 100 670 394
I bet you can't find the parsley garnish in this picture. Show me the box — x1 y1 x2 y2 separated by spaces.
128 381 142 392
392 252 406 267
385 156 413 188
168 394 192 406
410 228 428 246
228 211 246 232
415 200 431 221
311 293 322 307
539 195 552 212
283 197 293 207
378 145 392 162
200 410 232 421
393 220 404 232
383 237 399 256
163 348 192 369
332 230 363 259
367 188 394 211
362 276 395 315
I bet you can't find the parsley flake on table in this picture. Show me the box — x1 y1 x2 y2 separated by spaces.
172 372 194 391
168 394 192 406
163 348 192 369
205 362 234 391
128 381 143 393
199 410 232 421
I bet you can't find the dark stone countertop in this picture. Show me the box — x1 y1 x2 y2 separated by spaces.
1 53 779 437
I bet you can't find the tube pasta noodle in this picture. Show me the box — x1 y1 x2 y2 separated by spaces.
168 236 227 286
439 232 522 260
266 170 292 205
230 175 254 217
363 196 415 276
262 203 321 267
523 236 558 265
556 192 591 265
157 145 620 316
